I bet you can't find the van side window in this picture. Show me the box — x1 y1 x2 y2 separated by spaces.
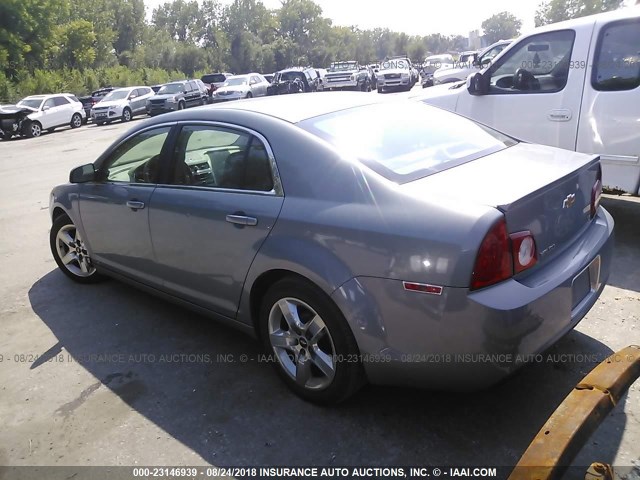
488 30 575 93
592 20 640 92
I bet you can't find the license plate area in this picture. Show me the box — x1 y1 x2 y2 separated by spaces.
571 255 601 311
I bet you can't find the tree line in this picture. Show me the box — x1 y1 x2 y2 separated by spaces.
0 0 623 102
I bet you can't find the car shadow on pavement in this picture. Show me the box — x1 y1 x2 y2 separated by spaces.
601 195 640 293
27 270 628 471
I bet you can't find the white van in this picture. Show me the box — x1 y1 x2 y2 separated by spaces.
416 8 640 194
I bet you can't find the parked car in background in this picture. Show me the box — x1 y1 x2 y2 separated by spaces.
315 68 328 91
200 72 234 98
324 61 369 91
421 54 455 87
432 40 512 85
267 68 320 95
78 87 114 123
9 93 86 137
377 56 418 92
146 80 208 116
0 104 38 140
91 86 154 125
50 93 613 404
211 74 270 102
417 8 640 195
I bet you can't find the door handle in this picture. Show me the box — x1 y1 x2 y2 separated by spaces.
126 200 145 210
547 109 572 122
226 214 257 226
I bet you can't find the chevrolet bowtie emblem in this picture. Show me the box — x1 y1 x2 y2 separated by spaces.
562 193 576 209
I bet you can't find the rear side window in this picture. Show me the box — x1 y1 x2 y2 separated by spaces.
53 96 70 106
592 20 640 91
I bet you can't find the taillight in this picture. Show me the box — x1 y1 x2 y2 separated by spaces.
471 218 538 290
590 163 602 218
510 231 537 273
471 218 512 290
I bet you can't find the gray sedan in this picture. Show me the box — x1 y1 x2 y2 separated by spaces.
49 93 614 404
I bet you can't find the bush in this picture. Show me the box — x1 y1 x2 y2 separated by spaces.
3 66 192 101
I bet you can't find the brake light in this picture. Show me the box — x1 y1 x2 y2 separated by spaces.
590 164 602 219
470 217 513 290
510 231 537 273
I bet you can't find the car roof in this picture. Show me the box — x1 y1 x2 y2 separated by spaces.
204 92 385 123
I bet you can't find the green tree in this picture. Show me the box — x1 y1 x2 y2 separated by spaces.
481 11 522 44
534 0 623 27
51 20 97 69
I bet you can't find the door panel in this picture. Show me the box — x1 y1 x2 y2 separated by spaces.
149 189 283 317
577 19 640 194
78 126 172 286
456 27 592 151
148 123 283 318
78 184 160 285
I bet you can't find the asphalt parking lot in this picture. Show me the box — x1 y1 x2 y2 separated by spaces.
0 88 638 477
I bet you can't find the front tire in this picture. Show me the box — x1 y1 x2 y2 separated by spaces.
70 113 82 128
246 92 253 98
259 277 365 404
50 214 105 284
122 108 132 122
24 121 42 138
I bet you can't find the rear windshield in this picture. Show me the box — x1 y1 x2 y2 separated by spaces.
299 101 517 183
202 74 227 83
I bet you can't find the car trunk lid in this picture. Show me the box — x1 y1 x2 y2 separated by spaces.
403 143 600 266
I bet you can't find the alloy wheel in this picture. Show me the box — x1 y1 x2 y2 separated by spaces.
268 297 336 390
54 224 96 277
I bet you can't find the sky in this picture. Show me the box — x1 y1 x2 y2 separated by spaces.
143 0 637 37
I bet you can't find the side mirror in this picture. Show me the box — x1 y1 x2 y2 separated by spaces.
70 164 96 183
129 94 137 99
43 105 50 111
467 72 489 96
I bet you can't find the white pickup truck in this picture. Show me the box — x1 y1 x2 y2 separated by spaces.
417 8 640 194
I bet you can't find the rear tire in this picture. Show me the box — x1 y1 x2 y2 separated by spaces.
70 113 82 128
50 214 105 284
259 277 365 404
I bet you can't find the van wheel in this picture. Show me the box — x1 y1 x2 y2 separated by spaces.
259 277 365 404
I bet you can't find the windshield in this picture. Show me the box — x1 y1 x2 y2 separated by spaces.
102 90 130 101
277 72 304 82
380 58 411 70
17 98 44 109
224 77 248 86
330 62 357 71
202 74 226 83
299 101 517 183
158 84 184 94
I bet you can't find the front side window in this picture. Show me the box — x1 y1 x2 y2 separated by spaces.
300 101 517 184
43 98 56 109
101 127 171 183
488 30 575 93
592 20 640 91
169 125 274 192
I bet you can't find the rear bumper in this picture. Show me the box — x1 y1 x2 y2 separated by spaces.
331 206 615 390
